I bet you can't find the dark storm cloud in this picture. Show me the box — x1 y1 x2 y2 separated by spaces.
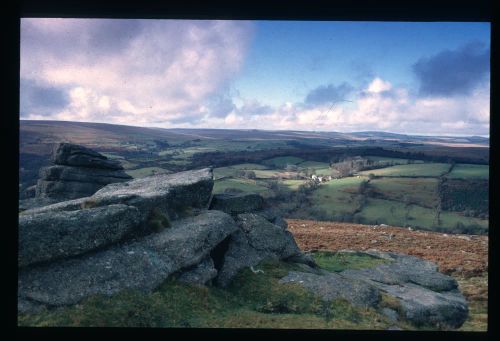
413 42 490 97
304 82 354 106
21 19 146 66
20 79 69 117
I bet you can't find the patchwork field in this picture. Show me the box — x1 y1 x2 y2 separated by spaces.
262 156 304 168
309 177 367 217
365 156 424 165
210 157 488 235
359 163 451 177
447 164 489 180
369 177 439 208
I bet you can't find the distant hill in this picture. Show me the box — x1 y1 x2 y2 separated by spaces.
20 120 489 155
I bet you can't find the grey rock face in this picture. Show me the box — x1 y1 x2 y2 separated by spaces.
91 168 214 223
209 193 264 215
339 251 468 328
341 251 457 292
18 210 238 307
19 197 61 212
20 197 90 215
22 185 37 199
53 143 123 170
19 204 141 268
177 256 218 285
34 143 132 201
381 308 399 322
255 207 288 229
215 213 302 287
375 282 468 329
279 271 380 308
35 179 105 200
40 165 131 185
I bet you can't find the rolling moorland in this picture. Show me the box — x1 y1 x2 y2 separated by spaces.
20 120 489 235
18 120 489 330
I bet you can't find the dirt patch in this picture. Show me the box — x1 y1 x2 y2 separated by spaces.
287 219 488 277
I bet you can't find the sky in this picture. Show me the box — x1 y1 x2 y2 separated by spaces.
20 19 490 136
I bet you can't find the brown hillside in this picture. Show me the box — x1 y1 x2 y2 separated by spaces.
287 219 488 277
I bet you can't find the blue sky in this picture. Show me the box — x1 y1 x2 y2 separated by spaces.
20 19 490 135
235 22 490 106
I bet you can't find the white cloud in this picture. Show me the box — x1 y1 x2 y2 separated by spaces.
206 77 489 135
367 77 392 93
21 19 254 125
20 20 489 136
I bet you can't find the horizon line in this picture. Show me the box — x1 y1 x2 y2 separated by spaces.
19 118 490 139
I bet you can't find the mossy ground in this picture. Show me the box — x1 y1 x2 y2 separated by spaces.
18 256 409 329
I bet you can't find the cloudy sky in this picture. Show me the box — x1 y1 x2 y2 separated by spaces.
20 19 490 136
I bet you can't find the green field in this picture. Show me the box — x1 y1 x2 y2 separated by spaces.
213 178 272 197
262 156 304 168
125 167 172 178
366 156 424 165
253 169 282 179
213 167 239 180
447 164 489 180
369 177 439 208
354 198 487 233
309 177 368 217
281 179 308 190
229 163 269 170
298 161 330 168
359 163 451 177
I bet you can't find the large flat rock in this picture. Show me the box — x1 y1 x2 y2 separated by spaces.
339 251 468 329
18 210 238 309
91 167 214 221
35 179 105 200
19 204 141 268
279 270 380 308
23 168 214 225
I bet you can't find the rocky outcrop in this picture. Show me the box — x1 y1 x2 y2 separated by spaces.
215 213 304 287
18 210 238 309
281 250 468 329
90 167 214 222
21 168 215 235
177 256 218 285
33 143 132 202
209 193 264 215
53 143 123 170
19 204 141 267
17 161 469 329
